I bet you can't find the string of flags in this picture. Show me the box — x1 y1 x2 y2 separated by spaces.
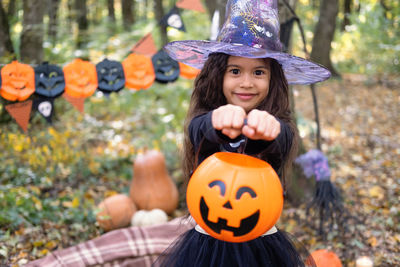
0 0 205 133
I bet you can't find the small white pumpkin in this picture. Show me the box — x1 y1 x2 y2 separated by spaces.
131 208 168 227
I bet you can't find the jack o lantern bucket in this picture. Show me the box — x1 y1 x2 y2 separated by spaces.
187 152 283 243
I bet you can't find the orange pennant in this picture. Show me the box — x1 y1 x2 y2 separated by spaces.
131 34 158 57
5 100 33 133
176 0 205 12
63 93 85 114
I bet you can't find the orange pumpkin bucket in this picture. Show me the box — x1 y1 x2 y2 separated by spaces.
122 53 155 90
63 58 98 98
0 61 35 101
179 62 200 79
186 152 283 243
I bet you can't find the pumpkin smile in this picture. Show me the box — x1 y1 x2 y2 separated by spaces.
200 197 260 236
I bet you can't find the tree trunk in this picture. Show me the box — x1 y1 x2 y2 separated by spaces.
310 0 339 76
341 0 352 31
278 0 298 52
154 0 168 46
204 0 227 30
6 0 18 19
47 0 61 44
20 0 45 64
0 2 14 57
75 0 88 49
122 0 135 31
107 0 116 22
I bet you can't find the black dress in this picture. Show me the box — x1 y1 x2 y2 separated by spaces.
154 112 313 267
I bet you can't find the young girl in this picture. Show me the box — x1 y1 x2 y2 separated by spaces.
155 0 330 266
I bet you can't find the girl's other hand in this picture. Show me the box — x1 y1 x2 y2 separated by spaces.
242 109 281 141
212 104 246 139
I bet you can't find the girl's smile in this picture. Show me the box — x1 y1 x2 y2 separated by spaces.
223 56 271 113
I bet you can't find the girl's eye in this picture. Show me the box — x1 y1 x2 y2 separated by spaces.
229 69 240 75
254 70 265 75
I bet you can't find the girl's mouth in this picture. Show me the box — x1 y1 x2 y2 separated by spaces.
235 93 256 101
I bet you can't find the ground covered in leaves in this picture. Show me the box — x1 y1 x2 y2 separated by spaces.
1 75 399 266
284 74 400 266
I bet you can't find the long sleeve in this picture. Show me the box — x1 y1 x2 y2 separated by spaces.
189 111 293 174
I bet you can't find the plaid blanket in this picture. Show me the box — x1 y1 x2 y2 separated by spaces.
25 217 194 267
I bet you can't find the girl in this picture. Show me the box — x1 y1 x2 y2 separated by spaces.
155 0 330 266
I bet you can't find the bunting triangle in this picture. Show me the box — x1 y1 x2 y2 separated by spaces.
63 93 85 114
176 0 205 12
5 100 33 133
131 33 158 57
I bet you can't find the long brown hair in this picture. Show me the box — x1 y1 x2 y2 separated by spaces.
182 53 298 191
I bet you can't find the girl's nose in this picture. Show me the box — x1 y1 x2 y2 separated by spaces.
240 74 253 88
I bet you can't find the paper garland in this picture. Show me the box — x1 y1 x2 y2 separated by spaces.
0 1 204 132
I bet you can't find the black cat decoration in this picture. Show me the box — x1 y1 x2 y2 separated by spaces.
96 59 126 93
152 50 180 83
34 62 65 98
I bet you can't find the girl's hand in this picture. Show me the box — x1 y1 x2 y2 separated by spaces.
212 104 246 139
242 109 281 141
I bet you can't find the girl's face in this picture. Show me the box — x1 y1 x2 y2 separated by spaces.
223 56 271 113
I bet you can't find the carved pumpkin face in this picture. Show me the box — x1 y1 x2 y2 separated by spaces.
0 61 35 102
122 53 155 90
152 50 180 83
34 62 65 98
96 59 125 93
187 152 283 243
63 58 98 98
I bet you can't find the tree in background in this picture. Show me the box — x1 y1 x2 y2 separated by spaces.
122 0 135 31
0 1 14 58
310 0 339 76
20 0 45 63
75 0 89 49
47 0 61 45
154 0 168 46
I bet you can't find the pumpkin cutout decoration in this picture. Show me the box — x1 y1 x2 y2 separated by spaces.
0 61 35 101
96 194 137 232
122 53 155 90
152 50 180 83
309 249 342 267
96 59 125 93
63 58 98 98
187 152 283 243
130 149 179 214
179 62 200 79
34 62 65 98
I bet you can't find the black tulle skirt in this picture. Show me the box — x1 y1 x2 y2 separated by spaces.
153 227 315 267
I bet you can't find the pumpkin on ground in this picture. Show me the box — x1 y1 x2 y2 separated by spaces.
309 249 342 267
131 208 168 227
96 194 137 232
130 149 179 215
187 152 283 243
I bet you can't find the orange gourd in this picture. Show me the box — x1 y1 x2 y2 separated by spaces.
309 249 342 267
130 149 179 214
96 194 137 231
63 58 98 98
122 53 155 90
179 62 200 79
0 61 35 101
187 152 283 243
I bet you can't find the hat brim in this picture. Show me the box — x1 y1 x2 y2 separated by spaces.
164 40 331 85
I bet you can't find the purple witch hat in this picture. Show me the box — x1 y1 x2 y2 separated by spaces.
164 0 331 85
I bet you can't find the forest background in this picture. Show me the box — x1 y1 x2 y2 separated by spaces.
0 0 399 266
